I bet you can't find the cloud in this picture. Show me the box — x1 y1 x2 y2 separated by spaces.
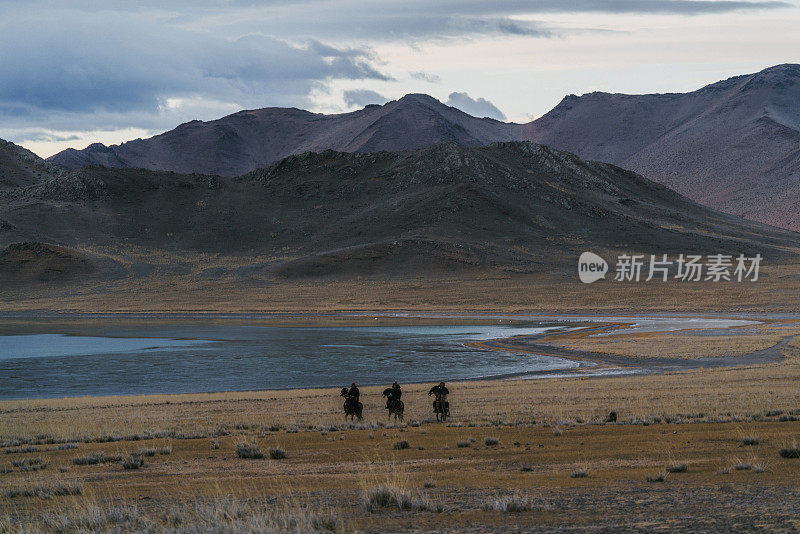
445 92 507 121
410 72 441 83
343 89 389 108
0 8 390 134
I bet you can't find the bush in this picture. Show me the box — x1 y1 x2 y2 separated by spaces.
132 448 156 458
3 482 81 499
570 469 588 478
122 456 144 470
779 445 800 458
393 440 410 450
483 493 547 513
456 441 471 448
666 463 687 473
72 453 121 465
269 448 287 460
484 437 499 446
363 486 438 512
235 443 264 459
733 459 752 470
646 472 666 483
741 436 760 446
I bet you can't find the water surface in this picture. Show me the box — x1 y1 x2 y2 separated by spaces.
0 322 575 400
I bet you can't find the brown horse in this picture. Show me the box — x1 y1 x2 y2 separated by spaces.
433 393 449 422
340 388 363 421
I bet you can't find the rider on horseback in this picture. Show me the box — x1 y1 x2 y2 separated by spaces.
428 382 450 415
345 382 360 411
382 381 402 409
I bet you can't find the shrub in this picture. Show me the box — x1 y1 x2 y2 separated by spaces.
158 446 172 455
646 472 666 483
666 463 688 473
363 486 438 512
235 443 264 459
122 456 144 470
133 448 156 458
456 441 471 448
393 440 410 450
57 443 79 450
484 437 499 446
72 453 121 465
483 493 547 513
269 448 287 460
210 440 220 450
3 482 81 499
733 459 752 470
570 469 588 478
779 445 800 458
741 436 760 446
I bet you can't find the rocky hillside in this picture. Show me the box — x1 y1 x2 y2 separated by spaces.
0 139 67 189
522 64 800 231
3 142 796 282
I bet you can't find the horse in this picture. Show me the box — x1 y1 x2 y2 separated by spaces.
340 387 363 421
433 393 449 422
386 397 404 422
382 387 404 422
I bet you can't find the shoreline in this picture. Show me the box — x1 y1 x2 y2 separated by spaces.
1 314 796 403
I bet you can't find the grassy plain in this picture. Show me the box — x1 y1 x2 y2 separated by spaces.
2 323 800 532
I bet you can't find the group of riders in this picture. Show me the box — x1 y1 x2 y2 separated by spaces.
340 381 451 422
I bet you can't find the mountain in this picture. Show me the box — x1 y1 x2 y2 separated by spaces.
48 94 517 177
5 142 796 283
47 64 800 231
521 64 800 231
0 139 67 189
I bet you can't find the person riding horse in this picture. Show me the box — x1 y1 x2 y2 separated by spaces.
382 381 402 409
340 382 363 421
428 382 450 419
382 381 404 421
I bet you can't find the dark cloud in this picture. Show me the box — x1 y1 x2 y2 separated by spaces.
343 89 389 108
0 9 390 132
445 92 507 121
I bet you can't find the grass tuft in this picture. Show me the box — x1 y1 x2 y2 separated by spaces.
484 437 500 446
646 472 666 483
393 440 410 450
235 443 264 459
778 443 800 458
122 455 145 470
483 493 548 513
666 462 688 473
269 448 287 460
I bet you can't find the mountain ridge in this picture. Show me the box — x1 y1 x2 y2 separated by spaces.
42 63 800 231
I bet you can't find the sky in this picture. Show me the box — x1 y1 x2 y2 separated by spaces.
2 0 799 158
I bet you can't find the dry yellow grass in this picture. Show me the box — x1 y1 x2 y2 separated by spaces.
3 329 800 531
2 255 800 313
